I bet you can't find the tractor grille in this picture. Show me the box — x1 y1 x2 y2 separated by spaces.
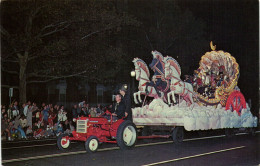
76 119 88 133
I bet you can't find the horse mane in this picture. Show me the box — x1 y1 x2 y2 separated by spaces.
153 51 164 62
164 56 181 76
133 58 150 78
152 50 165 69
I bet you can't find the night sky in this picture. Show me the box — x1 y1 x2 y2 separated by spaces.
177 0 259 114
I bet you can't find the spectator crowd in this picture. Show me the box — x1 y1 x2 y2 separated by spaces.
1 100 106 141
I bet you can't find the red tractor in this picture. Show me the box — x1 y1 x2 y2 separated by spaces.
57 111 137 153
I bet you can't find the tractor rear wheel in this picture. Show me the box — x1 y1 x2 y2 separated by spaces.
172 127 184 144
85 136 99 153
116 120 137 150
57 134 70 150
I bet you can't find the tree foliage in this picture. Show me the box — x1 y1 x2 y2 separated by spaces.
1 0 139 103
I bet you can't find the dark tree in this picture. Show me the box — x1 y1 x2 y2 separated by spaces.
1 0 139 103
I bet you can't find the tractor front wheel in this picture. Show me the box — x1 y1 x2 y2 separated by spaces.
116 120 137 150
57 134 71 150
85 136 99 153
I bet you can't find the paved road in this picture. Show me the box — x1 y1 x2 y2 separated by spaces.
2 131 260 166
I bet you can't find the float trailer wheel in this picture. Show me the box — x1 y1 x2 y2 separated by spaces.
225 90 246 116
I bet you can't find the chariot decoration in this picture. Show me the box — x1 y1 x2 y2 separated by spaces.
193 42 246 115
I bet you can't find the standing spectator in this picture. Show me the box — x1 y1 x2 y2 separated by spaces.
43 106 49 128
48 107 56 127
26 105 33 128
77 104 82 117
7 104 13 119
41 103 46 110
72 104 78 119
78 101 85 107
31 102 38 124
12 101 19 118
23 101 30 117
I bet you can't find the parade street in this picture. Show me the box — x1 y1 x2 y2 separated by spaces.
2 131 259 166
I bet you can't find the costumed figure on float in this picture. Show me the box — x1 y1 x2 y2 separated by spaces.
145 51 170 102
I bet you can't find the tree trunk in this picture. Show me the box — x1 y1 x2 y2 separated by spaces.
18 52 28 104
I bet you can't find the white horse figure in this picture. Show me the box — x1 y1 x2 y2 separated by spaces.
163 56 194 106
132 58 161 104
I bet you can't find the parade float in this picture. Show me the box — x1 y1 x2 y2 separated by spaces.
132 42 257 142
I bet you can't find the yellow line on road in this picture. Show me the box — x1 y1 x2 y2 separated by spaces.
142 146 246 166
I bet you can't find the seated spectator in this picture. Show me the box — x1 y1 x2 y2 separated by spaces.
33 122 39 138
44 124 54 138
53 121 63 136
63 120 71 134
1 115 11 140
35 122 45 139
19 115 28 131
57 110 63 122
80 107 88 117
58 110 67 123
89 107 97 117
13 115 27 139
69 121 75 132
26 126 33 138
35 110 41 122
96 104 103 115
1 107 6 119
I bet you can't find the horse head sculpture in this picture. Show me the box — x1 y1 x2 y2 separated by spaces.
163 56 194 106
132 58 159 104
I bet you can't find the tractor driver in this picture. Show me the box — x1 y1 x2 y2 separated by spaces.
111 94 126 120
